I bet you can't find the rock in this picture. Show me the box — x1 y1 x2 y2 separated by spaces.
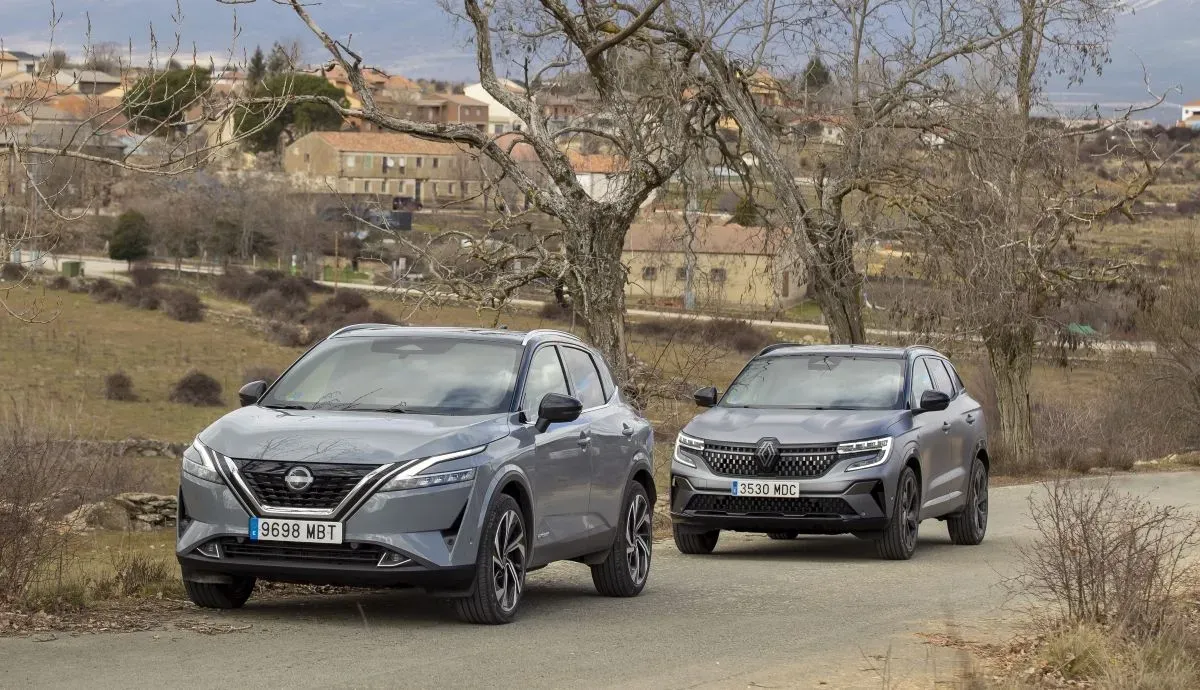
62 501 133 532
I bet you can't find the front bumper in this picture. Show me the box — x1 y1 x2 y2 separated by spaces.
669 448 899 535
176 471 481 592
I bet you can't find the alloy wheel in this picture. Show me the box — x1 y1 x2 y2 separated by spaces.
490 509 526 613
971 466 989 535
625 493 652 586
901 473 919 552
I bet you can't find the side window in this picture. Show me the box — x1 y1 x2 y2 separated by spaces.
927 358 955 396
909 359 935 407
945 361 965 393
559 347 606 409
521 346 569 418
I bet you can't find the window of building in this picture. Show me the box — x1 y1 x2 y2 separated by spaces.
415 157 423 168
364 154 374 168
432 158 440 169
448 182 456 195
303 152 310 163
494 123 504 134
345 155 356 168
710 268 727 284
675 267 688 282
642 266 658 281
363 180 372 192
432 182 439 195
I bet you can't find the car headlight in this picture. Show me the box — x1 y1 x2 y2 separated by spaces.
183 439 222 483
674 432 704 468
378 446 486 492
380 468 476 492
838 437 892 471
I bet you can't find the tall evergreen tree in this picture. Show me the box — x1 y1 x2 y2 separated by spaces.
247 46 266 85
802 55 831 91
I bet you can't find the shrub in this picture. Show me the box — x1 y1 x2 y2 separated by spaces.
161 289 204 322
702 318 773 354
46 275 70 291
242 366 280 386
168 370 223 406
316 290 369 315
264 322 307 348
88 278 122 303
0 263 25 281
304 307 396 344
215 267 271 301
128 264 159 288
108 210 152 265
274 276 313 303
120 285 162 311
251 289 307 321
1014 478 1200 636
103 371 137 402
538 300 588 326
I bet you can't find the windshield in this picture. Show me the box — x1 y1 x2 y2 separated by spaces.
720 355 905 410
262 336 523 415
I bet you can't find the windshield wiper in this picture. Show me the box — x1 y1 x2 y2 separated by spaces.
262 404 309 410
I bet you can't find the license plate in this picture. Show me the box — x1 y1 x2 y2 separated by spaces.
249 517 343 544
731 480 802 497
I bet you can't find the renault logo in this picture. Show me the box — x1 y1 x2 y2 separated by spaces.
284 466 314 492
755 438 780 471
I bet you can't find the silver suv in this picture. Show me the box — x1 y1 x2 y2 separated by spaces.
670 344 989 560
176 325 656 624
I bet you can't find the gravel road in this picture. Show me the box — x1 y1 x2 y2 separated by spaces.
2 472 1196 689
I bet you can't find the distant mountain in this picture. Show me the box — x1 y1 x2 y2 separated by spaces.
1 0 1195 122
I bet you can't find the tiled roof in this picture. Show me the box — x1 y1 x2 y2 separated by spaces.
1186 99 1200 107
624 213 786 256
308 131 470 156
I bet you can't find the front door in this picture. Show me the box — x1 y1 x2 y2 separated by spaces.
909 357 955 515
520 345 592 563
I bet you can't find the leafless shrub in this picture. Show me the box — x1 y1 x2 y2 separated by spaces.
0 407 127 604
168 370 223 406
1015 479 1200 636
264 322 307 348
629 317 773 355
251 289 307 321
0 263 26 282
46 276 71 291
254 269 318 302
304 307 396 344
120 285 163 311
161 289 204 322
242 366 280 386
104 372 137 402
128 265 160 289
95 552 176 598
88 278 122 304
216 268 271 302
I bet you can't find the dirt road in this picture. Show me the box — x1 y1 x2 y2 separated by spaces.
3 472 1196 689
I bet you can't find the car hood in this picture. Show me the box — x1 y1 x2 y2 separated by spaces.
197 406 511 465
683 407 909 446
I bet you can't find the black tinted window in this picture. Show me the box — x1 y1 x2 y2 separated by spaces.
945 361 965 392
560 347 606 409
722 356 905 410
522 347 569 416
927 358 954 395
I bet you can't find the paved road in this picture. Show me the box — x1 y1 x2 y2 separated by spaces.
46 253 1156 352
3 472 1197 689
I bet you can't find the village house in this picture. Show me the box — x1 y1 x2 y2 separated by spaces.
0 51 39 79
283 131 487 207
1179 99 1200 129
622 212 805 312
464 79 526 133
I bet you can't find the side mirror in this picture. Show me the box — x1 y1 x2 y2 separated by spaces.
535 393 583 433
918 390 950 412
694 386 718 408
238 380 268 407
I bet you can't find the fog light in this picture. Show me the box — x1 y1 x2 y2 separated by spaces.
194 541 221 558
377 551 412 568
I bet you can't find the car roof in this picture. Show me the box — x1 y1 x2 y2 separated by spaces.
756 343 945 359
327 324 583 347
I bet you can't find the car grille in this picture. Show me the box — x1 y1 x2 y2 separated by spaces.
702 443 841 478
685 494 854 516
233 460 382 510
219 538 386 567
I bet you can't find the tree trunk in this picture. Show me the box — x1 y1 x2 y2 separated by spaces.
806 222 866 343
564 214 630 382
984 330 1035 471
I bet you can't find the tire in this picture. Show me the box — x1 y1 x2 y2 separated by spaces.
672 523 719 554
184 577 255 609
766 531 798 540
947 459 988 546
591 482 652 597
876 466 921 560
454 494 528 625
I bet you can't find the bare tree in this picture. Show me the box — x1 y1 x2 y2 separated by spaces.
224 0 715 375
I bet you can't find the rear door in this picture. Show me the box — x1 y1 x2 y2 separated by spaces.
558 345 626 549
520 345 592 561
909 357 954 514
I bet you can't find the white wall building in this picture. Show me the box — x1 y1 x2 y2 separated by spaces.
464 79 526 134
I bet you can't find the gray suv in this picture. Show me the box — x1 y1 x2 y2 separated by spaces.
670 344 988 560
176 325 656 624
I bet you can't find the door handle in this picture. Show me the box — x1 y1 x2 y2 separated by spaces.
621 423 635 437
965 414 976 425
941 421 951 433
577 431 591 447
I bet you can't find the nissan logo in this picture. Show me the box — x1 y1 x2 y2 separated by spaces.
284 466 314 492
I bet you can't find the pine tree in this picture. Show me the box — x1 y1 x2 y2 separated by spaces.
802 55 831 92
247 46 266 85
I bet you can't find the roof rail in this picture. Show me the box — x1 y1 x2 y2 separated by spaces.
521 328 584 345
757 342 804 356
326 323 401 339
